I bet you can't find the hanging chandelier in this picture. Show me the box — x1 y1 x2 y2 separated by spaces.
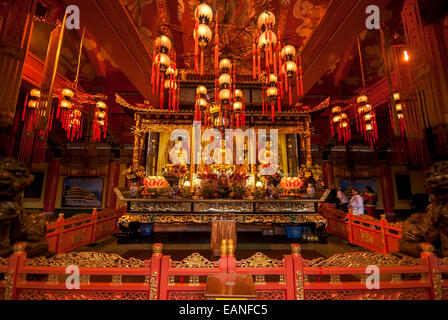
233 89 245 128
56 86 108 142
194 85 210 126
355 94 378 148
151 30 179 110
253 11 278 82
262 73 281 122
280 44 303 105
330 105 351 144
194 2 215 75
354 38 378 148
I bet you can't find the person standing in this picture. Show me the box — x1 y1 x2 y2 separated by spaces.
337 188 349 212
363 186 377 218
349 188 364 215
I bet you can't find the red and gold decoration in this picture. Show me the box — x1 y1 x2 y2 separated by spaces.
253 11 279 83
330 105 351 144
194 85 209 125
93 100 108 142
193 2 214 75
355 94 378 148
151 31 177 110
280 44 303 105
233 89 245 128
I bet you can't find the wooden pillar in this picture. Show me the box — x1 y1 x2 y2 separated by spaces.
0 0 36 128
105 161 120 209
380 162 395 215
43 158 60 214
323 161 335 187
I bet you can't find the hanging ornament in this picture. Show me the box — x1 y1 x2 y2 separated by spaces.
93 100 108 142
195 85 209 124
151 31 174 109
330 105 351 144
280 44 303 105
194 3 213 75
233 89 245 128
253 11 279 82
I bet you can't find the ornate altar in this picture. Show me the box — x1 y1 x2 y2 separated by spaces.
115 188 327 241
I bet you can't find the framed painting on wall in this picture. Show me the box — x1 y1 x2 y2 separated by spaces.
62 177 103 208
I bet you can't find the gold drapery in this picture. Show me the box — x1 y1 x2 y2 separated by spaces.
157 132 171 176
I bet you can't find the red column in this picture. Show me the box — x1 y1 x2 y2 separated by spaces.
323 161 334 187
43 158 60 214
105 161 120 208
380 163 395 214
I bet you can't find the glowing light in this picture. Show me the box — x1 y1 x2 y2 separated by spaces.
404 50 410 61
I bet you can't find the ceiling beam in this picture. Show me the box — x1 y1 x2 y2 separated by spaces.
62 0 158 104
291 0 390 105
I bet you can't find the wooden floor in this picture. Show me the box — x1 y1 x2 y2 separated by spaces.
74 233 368 261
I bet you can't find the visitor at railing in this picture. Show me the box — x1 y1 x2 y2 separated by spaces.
348 188 364 215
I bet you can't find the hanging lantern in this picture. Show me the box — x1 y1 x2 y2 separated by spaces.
195 85 209 124
219 58 232 73
219 89 231 104
233 89 245 128
151 30 176 110
258 11 276 31
330 105 351 143
155 35 172 53
280 45 296 61
194 3 214 75
253 11 279 82
355 94 378 147
93 100 108 142
219 73 231 89
280 43 302 105
195 3 213 24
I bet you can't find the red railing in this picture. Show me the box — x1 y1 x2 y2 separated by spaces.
320 204 402 254
2 242 446 300
46 208 123 254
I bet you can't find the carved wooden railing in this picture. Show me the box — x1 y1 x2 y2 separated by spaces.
320 204 402 254
46 208 124 254
1 242 447 300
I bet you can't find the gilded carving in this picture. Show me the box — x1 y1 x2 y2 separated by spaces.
296 271 304 300
150 272 158 300
194 202 252 213
240 252 279 268
432 269 443 300
4 270 14 300
119 213 326 226
359 230 374 244
175 253 215 268
28 252 146 268
306 252 420 268
129 201 191 213
256 202 314 213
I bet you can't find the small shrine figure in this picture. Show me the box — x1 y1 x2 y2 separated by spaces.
130 182 139 198
266 183 278 199
306 183 315 198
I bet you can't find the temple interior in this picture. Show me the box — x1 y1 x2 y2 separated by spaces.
0 0 448 301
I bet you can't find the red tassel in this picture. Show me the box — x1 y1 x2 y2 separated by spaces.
289 85 292 106
194 19 199 73
22 92 29 122
253 36 256 79
200 48 204 75
215 11 219 73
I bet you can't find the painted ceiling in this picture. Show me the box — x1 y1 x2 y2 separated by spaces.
122 0 330 74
